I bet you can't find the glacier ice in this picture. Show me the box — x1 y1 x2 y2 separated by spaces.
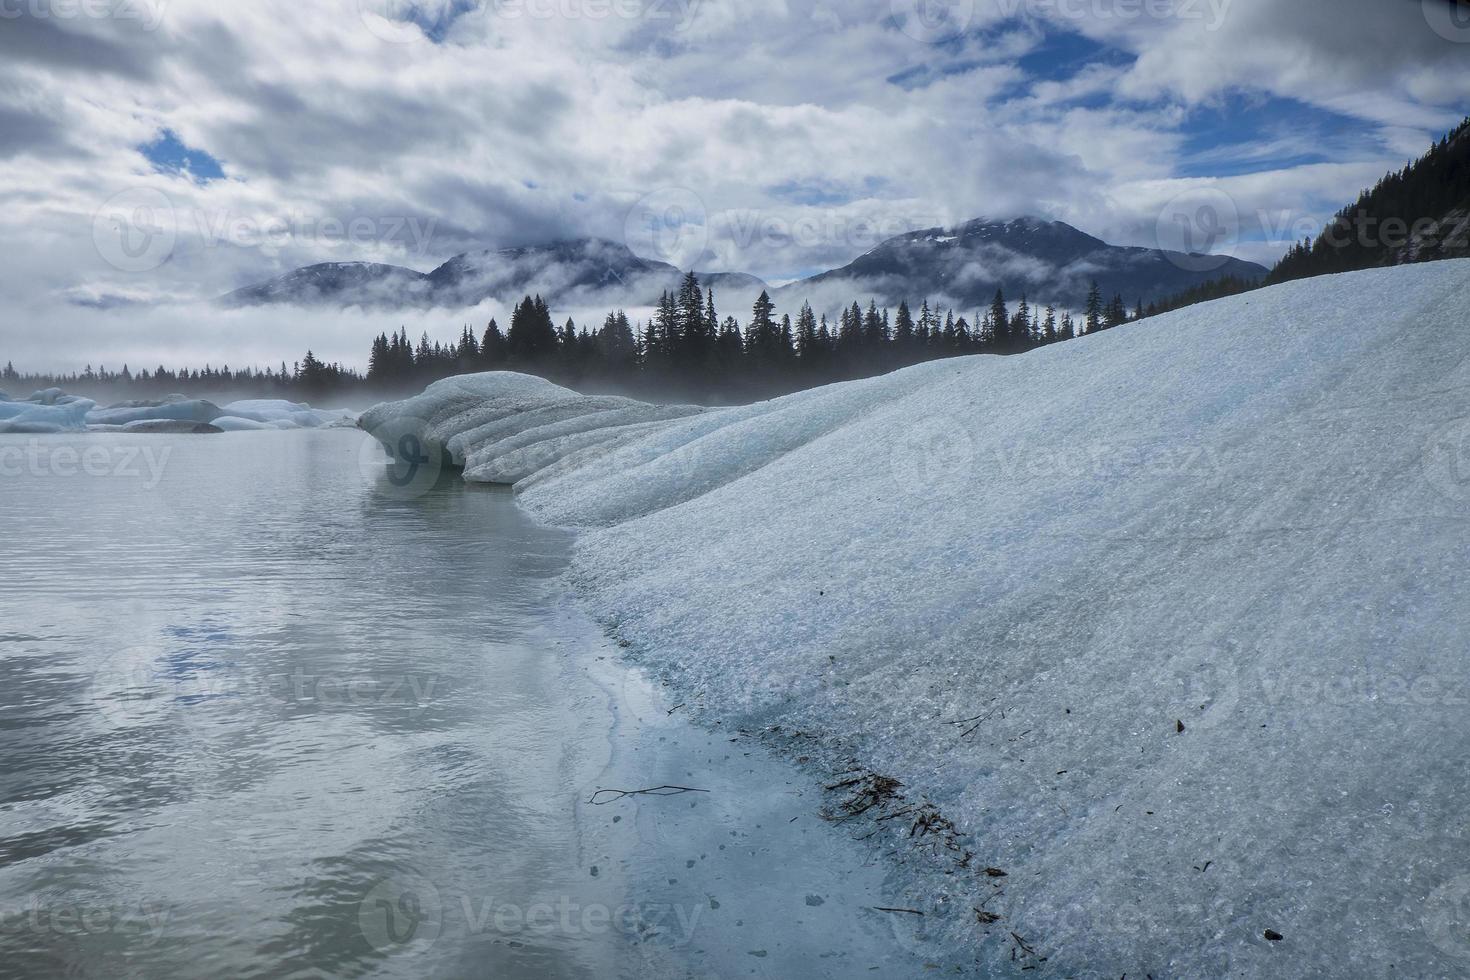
217 399 356 428
85 397 223 426
373 258 1470 975
0 395 96 433
0 390 357 434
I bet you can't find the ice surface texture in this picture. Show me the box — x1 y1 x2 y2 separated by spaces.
366 261 1470 977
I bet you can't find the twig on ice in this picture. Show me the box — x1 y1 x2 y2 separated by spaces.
588 785 710 805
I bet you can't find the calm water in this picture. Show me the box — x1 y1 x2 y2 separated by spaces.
0 430 927 979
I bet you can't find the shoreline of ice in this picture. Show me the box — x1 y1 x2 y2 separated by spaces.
366 259 1470 976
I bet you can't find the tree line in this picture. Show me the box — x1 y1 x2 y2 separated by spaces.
364 274 1161 401
1 354 361 402
1267 115 1470 285
8 270 1261 406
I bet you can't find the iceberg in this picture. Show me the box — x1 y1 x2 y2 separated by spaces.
210 415 278 432
0 393 96 433
348 257 1470 974
218 399 356 429
0 390 357 434
86 397 222 427
118 419 224 434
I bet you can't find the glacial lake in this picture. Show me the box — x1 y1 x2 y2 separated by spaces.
0 429 933 979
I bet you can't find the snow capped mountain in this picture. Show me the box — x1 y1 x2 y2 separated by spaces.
219 217 1259 315
775 216 1268 315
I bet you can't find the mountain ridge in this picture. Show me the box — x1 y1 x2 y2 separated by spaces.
220 216 1266 315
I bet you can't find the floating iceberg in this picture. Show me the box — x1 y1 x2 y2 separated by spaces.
0 393 96 433
210 416 278 432
363 259 1470 975
119 419 224 434
0 390 357 434
86 397 223 427
219 399 356 428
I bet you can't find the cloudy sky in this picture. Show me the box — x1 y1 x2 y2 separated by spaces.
2 0 1468 372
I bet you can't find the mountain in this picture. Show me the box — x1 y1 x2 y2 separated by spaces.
425 238 766 310
220 239 768 312
220 262 433 309
774 216 1267 315
219 220 1258 316
1267 115 1470 285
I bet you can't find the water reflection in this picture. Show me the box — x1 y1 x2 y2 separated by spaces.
0 431 605 979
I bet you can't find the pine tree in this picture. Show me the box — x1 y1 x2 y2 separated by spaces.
1011 294 1032 350
989 289 1009 350
795 302 820 360
893 300 915 351
482 319 505 366
1084 281 1103 335
675 271 705 363
746 290 778 364
719 315 743 365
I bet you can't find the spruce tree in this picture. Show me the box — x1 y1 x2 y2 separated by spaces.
989 289 1009 350
1084 281 1103 335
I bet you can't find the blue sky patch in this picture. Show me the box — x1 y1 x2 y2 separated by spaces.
1174 96 1366 178
141 129 224 183
401 0 481 43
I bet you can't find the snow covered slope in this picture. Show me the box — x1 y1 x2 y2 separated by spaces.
362 260 1470 977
